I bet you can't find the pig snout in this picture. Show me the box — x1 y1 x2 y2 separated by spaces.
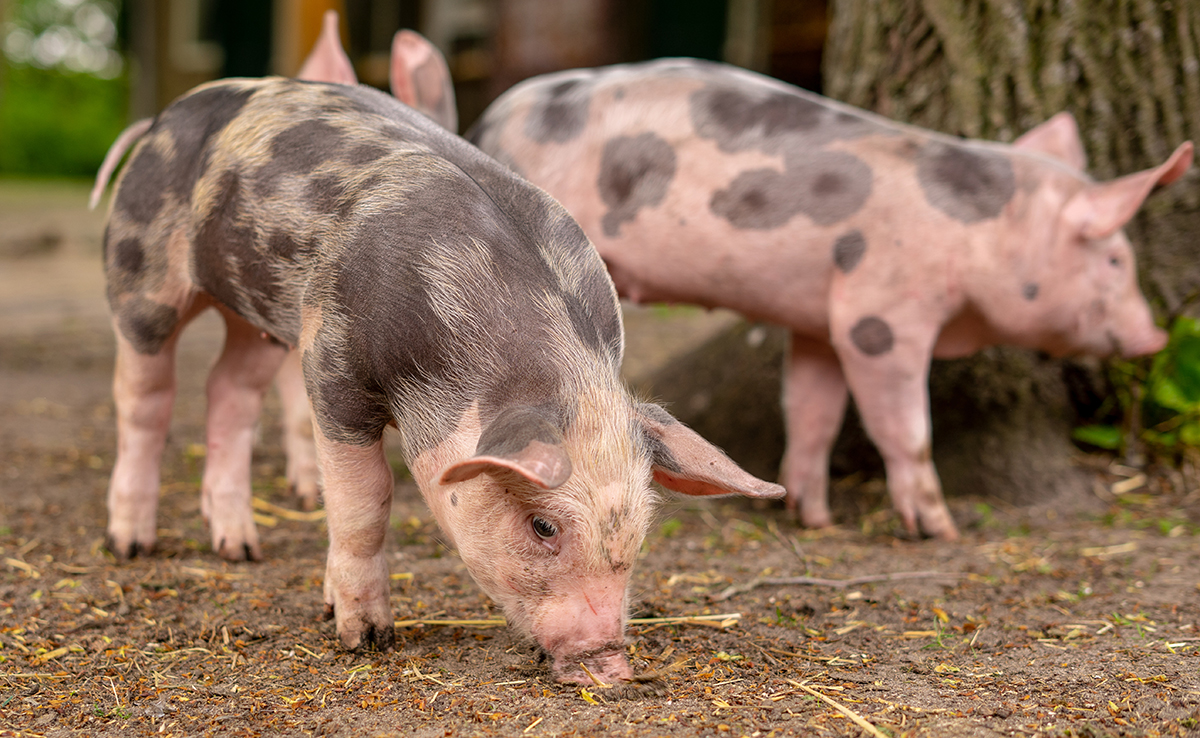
1117 324 1168 358
551 646 634 685
532 590 631 684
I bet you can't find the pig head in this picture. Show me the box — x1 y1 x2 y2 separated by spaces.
92 75 783 685
465 58 1193 540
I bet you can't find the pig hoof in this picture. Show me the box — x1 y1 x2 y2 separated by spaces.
340 620 395 652
216 537 262 562
105 534 153 560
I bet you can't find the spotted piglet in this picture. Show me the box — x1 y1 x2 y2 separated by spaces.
467 58 1193 540
91 77 783 683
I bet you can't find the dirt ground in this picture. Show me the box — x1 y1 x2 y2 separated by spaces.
2 179 1199 738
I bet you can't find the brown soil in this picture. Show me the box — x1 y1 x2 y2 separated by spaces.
2 180 1199 737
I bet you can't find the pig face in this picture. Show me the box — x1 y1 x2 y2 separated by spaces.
988 132 1190 359
410 397 780 685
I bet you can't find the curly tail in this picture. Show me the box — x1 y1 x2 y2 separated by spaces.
89 118 154 211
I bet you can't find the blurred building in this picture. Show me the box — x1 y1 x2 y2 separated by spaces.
124 0 826 131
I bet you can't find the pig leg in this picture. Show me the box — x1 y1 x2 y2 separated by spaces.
200 307 289 561
276 351 321 511
780 334 849 528
106 327 182 559
315 426 395 651
833 324 958 540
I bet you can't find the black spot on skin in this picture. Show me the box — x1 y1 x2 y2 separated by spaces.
450 492 458 507
344 143 389 165
475 406 565 459
1023 283 1039 301
192 170 281 325
693 88 823 153
850 316 894 356
307 174 354 217
642 430 682 474
916 142 1016 223
689 78 880 156
112 237 145 276
255 120 345 198
525 79 591 144
116 295 180 355
114 147 168 224
598 133 677 237
154 84 255 202
833 230 866 273
638 403 679 426
711 150 871 229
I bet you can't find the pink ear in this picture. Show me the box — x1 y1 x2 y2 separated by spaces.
390 30 458 132
637 404 785 499
1064 141 1194 240
439 440 572 489
1013 112 1088 170
297 10 357 85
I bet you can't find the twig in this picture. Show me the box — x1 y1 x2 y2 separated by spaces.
713 571 961 602
625 658 692 683
796 683 888 738
579 662 612 688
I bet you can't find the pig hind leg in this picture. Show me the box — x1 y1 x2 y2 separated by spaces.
107 327 183 558
200 306 290 561
275 351 321 511
780 335 849 528
315 426 395 652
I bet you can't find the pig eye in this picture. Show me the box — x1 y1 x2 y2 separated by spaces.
531 517 558 541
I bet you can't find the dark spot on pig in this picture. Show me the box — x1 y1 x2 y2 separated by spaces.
266 231 301 259
526 78 591 144
308 174 353 217
112 237 146 277
451 493 458 507
917 142 1015 223
598 133 677 237
116 295 179 355
711 169 790 229
192 171 264 320
796 152 873 225
1023 282 1039 300
115 147 167 224
345 143 389 165
711 151 871 229
614 88 625 100
833 230 866 273
256 120 345 197
638 403 678 426
692 88 823 154
476 406 565 460
156 84 255 201
850 316 894 356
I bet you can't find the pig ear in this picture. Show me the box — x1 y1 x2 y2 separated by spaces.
636 404 785 499
297 10 357 85
1012 112 1088 170
390 30 459 132
1064 141 1194 240
439 407 572 489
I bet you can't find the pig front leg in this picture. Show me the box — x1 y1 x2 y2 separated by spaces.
106 327 181 559
200 308 290 561
780 334 849 528
276 351 321 511
315 427 395 651
832 315 959 540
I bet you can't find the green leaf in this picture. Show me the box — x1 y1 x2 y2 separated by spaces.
1072 425 1122 450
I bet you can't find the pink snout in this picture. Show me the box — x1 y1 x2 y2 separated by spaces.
551 647 633 685
1119 324 1168 358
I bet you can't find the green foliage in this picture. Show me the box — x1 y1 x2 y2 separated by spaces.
1073 317 1200 457
0 64 129 177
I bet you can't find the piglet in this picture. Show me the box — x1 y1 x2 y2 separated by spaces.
467 58 1193 540
91 75 783 684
